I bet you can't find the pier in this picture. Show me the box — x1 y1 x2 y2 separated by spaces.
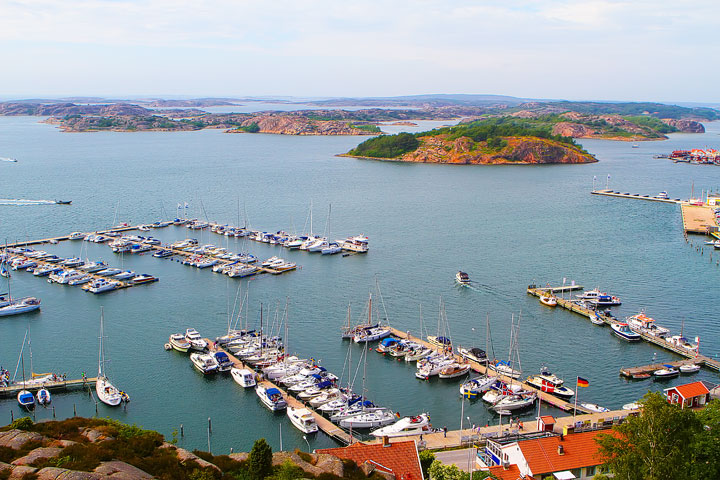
0 377 97 398
387 328 594 415
203 339 358 446
527 286 720 373
680 204 718 234
591 189 679 204
620 358 705 378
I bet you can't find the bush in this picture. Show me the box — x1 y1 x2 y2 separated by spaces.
247 438 272 480
419 450 435 478
238 122 260 133
7 417 33 431
348 132 420 158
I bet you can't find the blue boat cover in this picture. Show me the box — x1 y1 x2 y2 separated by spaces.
311 374 322 380
214 352 230 361
316 380 333 389
436 336 451 344
266 388 281 396
380 338 398 346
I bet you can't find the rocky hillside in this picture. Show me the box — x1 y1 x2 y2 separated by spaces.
226 115 377 135
0 417 379 480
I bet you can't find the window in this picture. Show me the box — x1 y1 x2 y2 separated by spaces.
571 468 581 478
585 465 596 476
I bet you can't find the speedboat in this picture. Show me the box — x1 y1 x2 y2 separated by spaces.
581 403 610 413
130 274 157 284
169 333 191 352
113 270 135 280
611 322 641 341
79 261 108 273
0 297 41 316
17 390 35 410
67 274 91 285
96 268 122 277
679 364 701 374
457 346 487 364
185 329 208 350
190 353 219 374
526 367 574 399
438 363 471 379
69 232 86 240
231 368 256 387
153 250 173 258
460 376 496 399
256 384 287 411
339 408 397 429
591 294 622 307
371 413 431 438
539 293 557 307
653 365 680 378
36 388 51 405
83 279 121 294
321 242 342 255
287 406 318 433
456 271 470 285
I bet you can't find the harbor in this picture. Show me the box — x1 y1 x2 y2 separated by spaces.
0 376 97 398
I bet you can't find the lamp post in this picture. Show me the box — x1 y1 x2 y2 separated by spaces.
302 435 311 452
466 416 474 479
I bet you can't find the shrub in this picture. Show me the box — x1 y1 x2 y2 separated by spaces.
238 122 260 133
419 450 435 478
348 132 420 158
247 438 272 480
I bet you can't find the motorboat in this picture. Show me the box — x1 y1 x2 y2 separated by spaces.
455 271 470 285
185 329 208 350
337 235 369 253
590 294 622 307
679 364 701 374
17 390 35 410
49 270 85 284
96 268 122 277
415 357 454 380
667 335 700 354
231 368 257 387
623 402 642 410
526 367 574 399
32 264 63 276
274 262 297 272
0 297 41 316
153 250 173 258
376 337 399 354
488 360 522 379
287 406 318 433
130 274 158 284
539 293 557 307
353 326 392 343
169 334 191 352
427 335 452 350
261 256 283 267
460 376 496 399
190 353 219 374
581 403 610 413
79 261 108 273
212 351 234 372
67 274 91 285
69 232 87 240
256 384 287 411
227 265 258 277
653 365 680 378
438 363 471 379
307 238 329 252
611 322 641 342
83 279 121 294
42 255 63 263
627 312 670 338
298 382 336 400
113 270 135 280
60 257 84 267
36 388 51 405
404 346 432 362
492 392 537 412
309 389 344 407
371 413 431 437
457 346 487 364
321 242 342 255
654 191 670 200
589 313 605 325
338 408 397 429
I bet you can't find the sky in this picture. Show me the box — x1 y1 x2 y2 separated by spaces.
1 0 718 102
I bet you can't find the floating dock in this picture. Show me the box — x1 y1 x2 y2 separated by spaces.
591 189 680 204
203 339 358 445
680 204 719 234
527 286 720 373
387 328 594 415
0 377 97 397
620 358 705 378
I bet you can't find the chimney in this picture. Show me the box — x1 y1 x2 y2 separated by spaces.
559 433 564 441
557 444 564 456
383 436 390 447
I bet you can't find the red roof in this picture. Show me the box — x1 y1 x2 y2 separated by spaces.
316 440 423 480
488 464 525 480
539 415 556 424
518 430 611 475
668 381 710 399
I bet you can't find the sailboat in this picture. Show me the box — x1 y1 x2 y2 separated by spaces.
96 307 127 406
16 342 35 410
0 254 41 316
427 297 452 350
352 291 391 343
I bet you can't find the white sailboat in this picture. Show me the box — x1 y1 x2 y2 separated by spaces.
96 308 126 406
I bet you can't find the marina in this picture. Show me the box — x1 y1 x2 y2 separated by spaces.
590 189 680 204
0 376 97 397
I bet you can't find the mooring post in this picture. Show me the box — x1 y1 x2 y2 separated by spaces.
180 424 184 437
73 403 77 416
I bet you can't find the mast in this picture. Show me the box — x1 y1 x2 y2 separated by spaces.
98 307 105 378
368 293 372 326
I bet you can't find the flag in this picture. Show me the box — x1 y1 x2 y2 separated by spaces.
577 376 589 387
541 379 555 393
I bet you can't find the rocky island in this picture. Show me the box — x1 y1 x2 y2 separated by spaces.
341 118 597 165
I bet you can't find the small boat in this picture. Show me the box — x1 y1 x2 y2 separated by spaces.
679 364 701 374
526 368 574 399
589 313 605 325
69 232 86 240
338 408 397 429
79 261 108 273
581 403 609 413
627 312 670 338
460 376 496 399
54 200 72 205
539 292 557 307
169 333 191 352
0 297 41 317
153 250 173 258
231 368 256 387
185 328 208 350
83 279 121 294
455 271 470 285
96 268 122 277
60 257 84 267
371 413 431 438
337 235 369 253
654 191 670 200
190 353 219 374
96 309 126 406
623 402 642 410
611 322 641 341
287 406 319 433
353 326 392 343
130 274 158 284
113 270 136 280
653 365 680 378
36 388 51 405
590 294 622 307
256 384 287 411
212 351 234 372
321 242 342 255
488 360 522 379
457 346 487 364
17 390 35 410
67 274 91 286
492 393 537 412
427 335 452 349
439 363 471 379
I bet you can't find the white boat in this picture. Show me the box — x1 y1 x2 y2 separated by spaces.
185 328 208 350
438 363 471 379
539 293 557 307
679 364 701 374
371 413 431 438
492 392 537 412
622 402 642 410
627 312 670 338
60 257 84 267
526 368 574 399
68 274 91 285
79 261 108 273
307 238 329 252
455 271 470 285
49 270 85 284
83 279 121 294
353 326 392 343
611 322 641 342
17 390 35 410
653 365 680 378
415 357 454 380
33 264 62 276
96 308 126 407
321 242 342 255
113 270 136 280
309 389 343 407
130 274 157 284
256 384 287 411
581 403 610 413
231 368 256 387
337 235 369 253
96 268 122 277
36 388 51 405
654 191 670 199
169 333 191 352
287 406 319 433
190 353 219 374
460 376 496 399
69 232 86 240
457 346 487 364
488 360 522 379
227 265 258 277
0 297 41 316
589 313 605 325
667 334 700 354
338 408 397 429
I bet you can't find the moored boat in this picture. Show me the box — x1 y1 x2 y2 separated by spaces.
287 406 319 433
611 322 641 342
190 353 219 374
371 413 431 437
256 384 287 411
169 334 191 352
231 368 257 387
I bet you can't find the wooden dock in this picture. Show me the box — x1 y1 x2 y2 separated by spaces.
3 225 138 249
387 328 594 415
527 286 720 373
204 340 358 445
591 189 680 204
0 377 97 397
680 203 718 234
620 358 705 378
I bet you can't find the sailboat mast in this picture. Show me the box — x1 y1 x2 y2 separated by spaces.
99 307 105 378
368 293 372 325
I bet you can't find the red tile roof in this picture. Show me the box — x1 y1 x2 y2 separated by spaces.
487 464 525 480
539 415 556 424
518 430 611 475
670 381 710 399
317 440 423 480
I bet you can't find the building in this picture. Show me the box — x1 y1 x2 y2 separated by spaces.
664 381 714 409
316 440 424 480
477 430 612 480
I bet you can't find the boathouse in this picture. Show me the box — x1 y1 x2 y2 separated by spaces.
663 381 713 409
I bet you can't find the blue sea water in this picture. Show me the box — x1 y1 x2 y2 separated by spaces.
1 115 719 453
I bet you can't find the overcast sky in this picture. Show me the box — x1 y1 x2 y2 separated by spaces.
1 0 717 102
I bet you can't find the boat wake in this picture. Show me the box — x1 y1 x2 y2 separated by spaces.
0 198 56 206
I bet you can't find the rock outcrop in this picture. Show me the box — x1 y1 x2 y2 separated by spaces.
660 118 705 133
229 115 375 135
11 446 63 466
0 429 46 449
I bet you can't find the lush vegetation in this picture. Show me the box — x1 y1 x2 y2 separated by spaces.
237 122 260 133
426 117 579 147
349 124 381 133
596 392 720 480
545 101 720 120
622 115 677 134
348 132 420 158
427 460 489 480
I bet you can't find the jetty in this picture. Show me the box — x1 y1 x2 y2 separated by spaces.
527 285 720 373
680 203 719 234
3 225 138 248
203 339 358 445
591 189 679 204
386 328 594 415
0 376 97 397
620 358 705 378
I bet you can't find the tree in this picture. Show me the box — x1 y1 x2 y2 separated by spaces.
419 450 435 478
427 460 489 480
247 438 273 480
691 399 720 479
595 391 702 480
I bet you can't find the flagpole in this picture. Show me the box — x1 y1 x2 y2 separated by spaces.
573 377 579 422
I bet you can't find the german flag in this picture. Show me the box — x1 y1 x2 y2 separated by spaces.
577 376 589 388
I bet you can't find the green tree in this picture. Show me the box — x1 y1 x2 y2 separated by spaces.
427 460 488 480
691 399 720 479
247 438 273 480
419 450 435 479
595 391 701 480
